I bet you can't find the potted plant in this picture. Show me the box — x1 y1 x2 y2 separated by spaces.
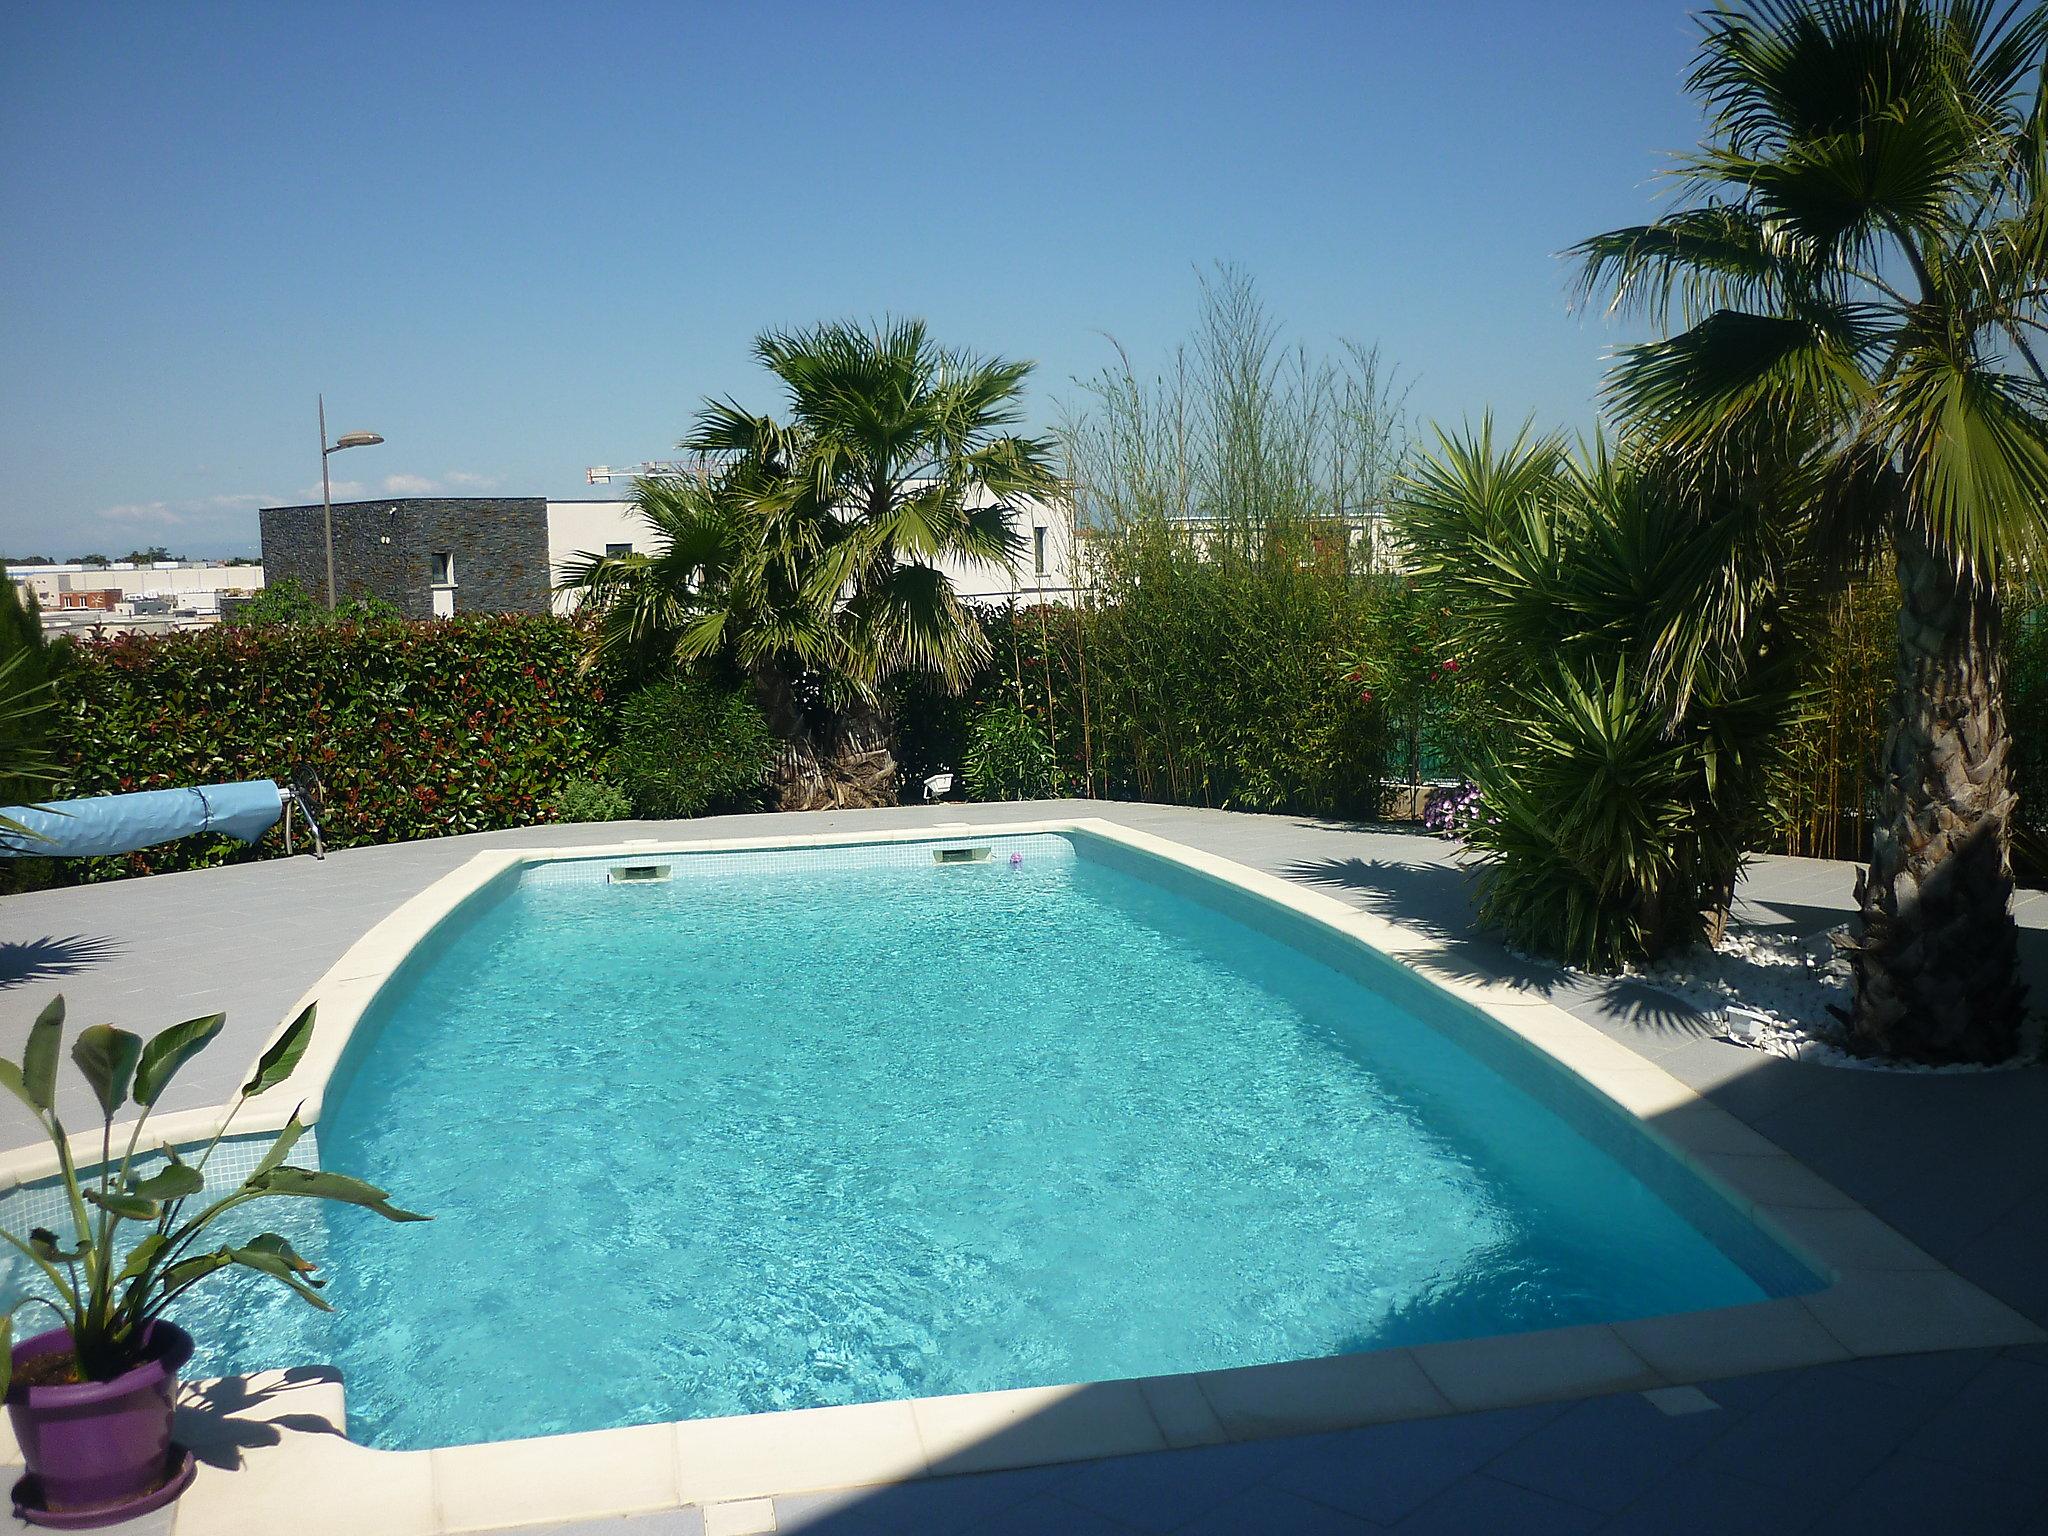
0 995 425 1528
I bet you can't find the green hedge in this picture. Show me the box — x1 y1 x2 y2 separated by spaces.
43 616 616 881
892 589 1393 819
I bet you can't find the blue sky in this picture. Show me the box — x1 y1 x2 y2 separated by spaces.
0 2 1706 557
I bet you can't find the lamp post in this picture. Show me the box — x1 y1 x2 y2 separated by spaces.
318 395 384 610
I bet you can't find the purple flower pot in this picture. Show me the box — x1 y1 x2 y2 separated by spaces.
6 1323 194 1527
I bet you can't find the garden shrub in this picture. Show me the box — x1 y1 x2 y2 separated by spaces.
2006 585 2048 885
551 777 632 823
962 703 1061 801
612 673 775 819
224 577 403 629
43 615 617 881
1396 428 1805 970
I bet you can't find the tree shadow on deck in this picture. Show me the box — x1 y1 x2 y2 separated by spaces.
1279 856 1719 1041
0 934 120 991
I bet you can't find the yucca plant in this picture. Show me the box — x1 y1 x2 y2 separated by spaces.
1396 422 1810 970
0 996 425 1392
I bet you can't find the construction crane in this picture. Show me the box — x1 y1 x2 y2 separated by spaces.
584 459 717 485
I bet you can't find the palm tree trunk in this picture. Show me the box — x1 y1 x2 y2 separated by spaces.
748 667 899 811
1848 528 2026 1063
815 698 899 810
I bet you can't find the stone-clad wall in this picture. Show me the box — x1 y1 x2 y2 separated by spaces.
257 498 551 618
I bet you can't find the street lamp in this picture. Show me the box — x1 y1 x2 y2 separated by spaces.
318 394 384 611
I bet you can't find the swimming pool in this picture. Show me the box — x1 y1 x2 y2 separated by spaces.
168 829 1816 1451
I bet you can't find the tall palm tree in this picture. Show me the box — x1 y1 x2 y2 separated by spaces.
564 318 1061 809
1574 0 2048 1062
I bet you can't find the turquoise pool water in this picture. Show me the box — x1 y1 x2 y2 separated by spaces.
170 833 1813 1449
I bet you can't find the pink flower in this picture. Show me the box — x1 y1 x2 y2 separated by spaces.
1441 659 1460 672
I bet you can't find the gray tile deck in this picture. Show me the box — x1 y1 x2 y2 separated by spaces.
2 802 2044 1533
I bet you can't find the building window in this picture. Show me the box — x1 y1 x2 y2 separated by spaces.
430 552 454 586
605 542 632 557
1032 526 1048 577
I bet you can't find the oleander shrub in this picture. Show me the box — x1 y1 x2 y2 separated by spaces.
44 614 617 881
551 776 633 823
611 673 775 819
1422 782 1485 837
962 703 1061 801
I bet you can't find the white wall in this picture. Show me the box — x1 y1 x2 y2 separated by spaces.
932 493 1080 605
545 500 655 614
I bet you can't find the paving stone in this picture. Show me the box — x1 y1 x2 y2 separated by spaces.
1838 1347 2001 1399
1171 1486 1378 1535
1054 1439 1296 1533
1483 1389 1732 1514
1805 1456 2044 1536
1599 1462 1817 1536
1905 1356 2048 1487
773 1467 1071 1536
968 1493 1144 1535
1692 1363 1941 1499
1389 1473 1602 1534
1263 1403 1562 1524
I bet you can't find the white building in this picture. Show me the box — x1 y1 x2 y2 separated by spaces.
8 561 266 637
545 493 1081 614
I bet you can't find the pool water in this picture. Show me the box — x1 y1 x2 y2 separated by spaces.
176 833 1814 1449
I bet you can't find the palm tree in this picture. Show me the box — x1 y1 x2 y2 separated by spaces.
564 319 1062 809
1574 0 2048 1063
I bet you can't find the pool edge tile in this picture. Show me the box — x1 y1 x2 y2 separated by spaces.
170 1370 437 1536
1136 1372 1231 1448
909 1381 1168 1475
1195 1349 1453 1440
1799 1269 2048 1358
673 1398 929 1503
431 1421 681 1533
1753 1205 1944 1272
1614 1298 1852 1382
1409 1323 1665 1412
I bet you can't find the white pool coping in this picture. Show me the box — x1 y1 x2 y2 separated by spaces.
2 817 2041 1535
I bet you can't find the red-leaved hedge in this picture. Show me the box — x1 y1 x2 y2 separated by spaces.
44 616 616 881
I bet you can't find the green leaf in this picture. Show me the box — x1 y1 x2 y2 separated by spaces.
28 1227 88 1263
22 997 63 1112
227 1240 332 1310
249 1166 429 1222
129 1164 204 1203
237 1231 319 1276
114 1232 167 1286
83 1188 155 1221
242 1005 315 1097
158 1251 231 1291
133 1012 225 1108
0 1313 11 1400
70 1026 142 1119
245 1112 307 1184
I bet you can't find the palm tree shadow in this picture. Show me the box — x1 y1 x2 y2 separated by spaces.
1279 855 1567 994
0 935 120 991
1572 976 1718 1039
175 1366 345 1470
1281 856 1720 1038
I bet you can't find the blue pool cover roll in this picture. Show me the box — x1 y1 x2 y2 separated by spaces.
0 780 283 858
